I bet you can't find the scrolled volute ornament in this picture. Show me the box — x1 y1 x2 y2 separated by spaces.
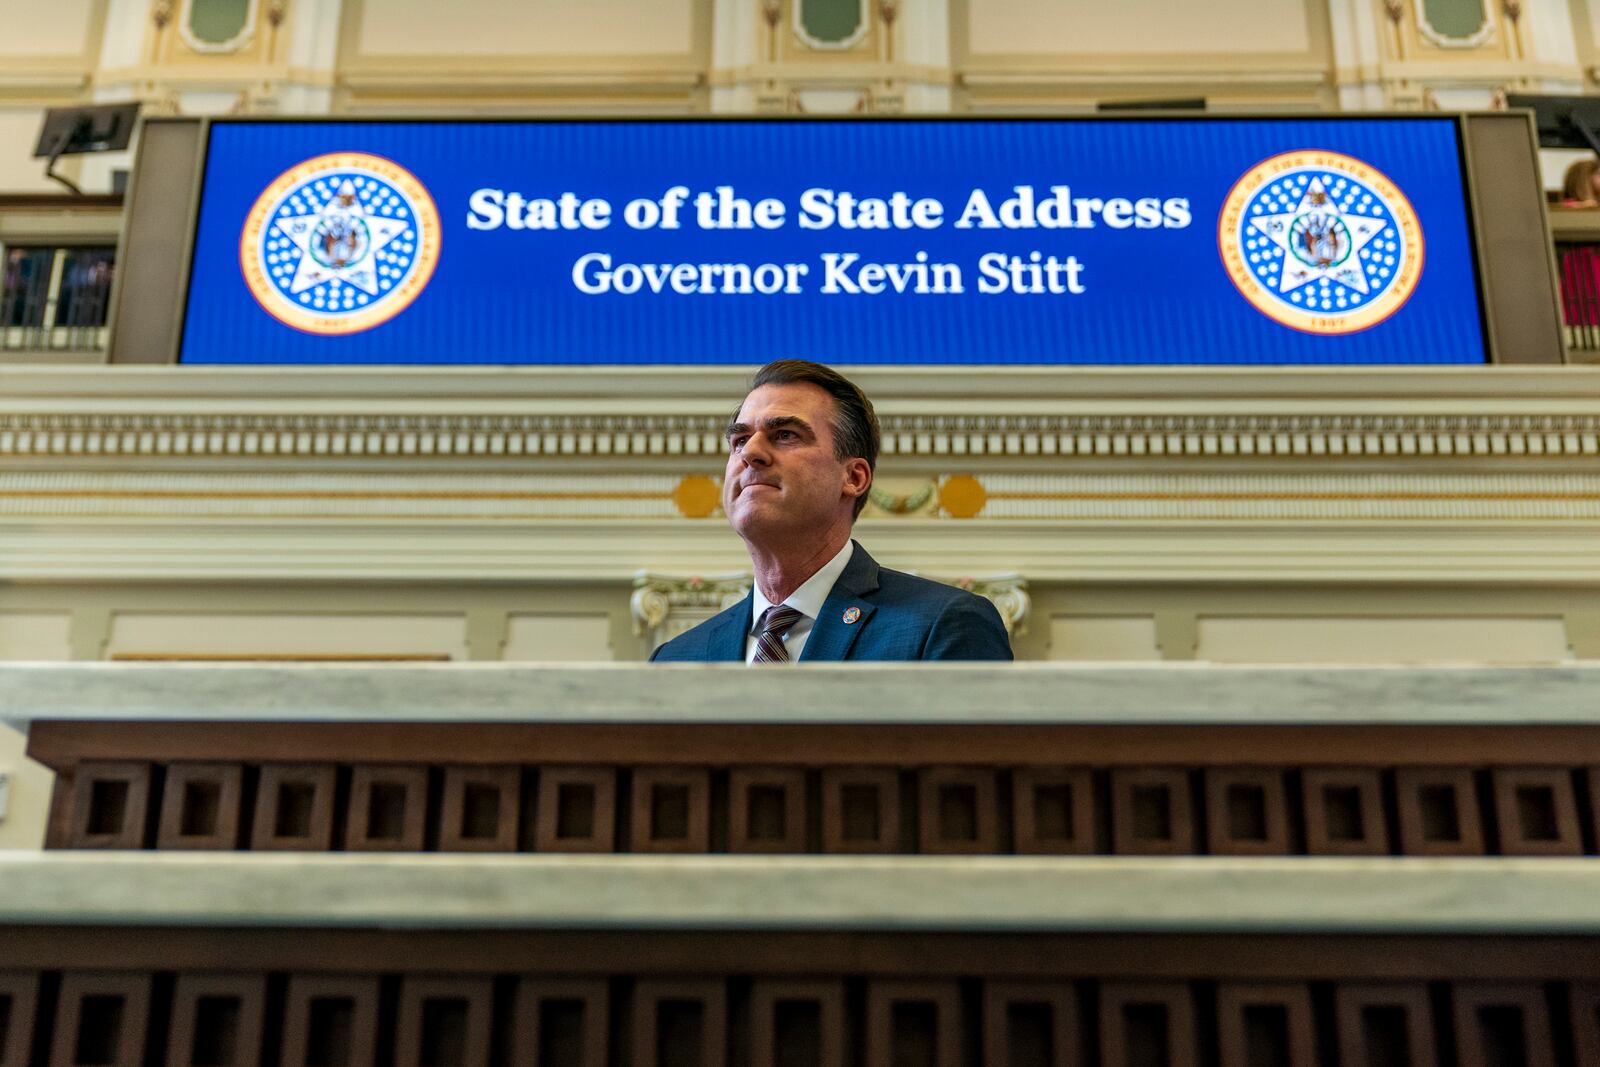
630 583 672 636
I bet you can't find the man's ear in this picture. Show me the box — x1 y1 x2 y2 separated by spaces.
843 457 872 502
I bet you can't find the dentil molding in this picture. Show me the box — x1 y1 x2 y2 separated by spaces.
3 366 1600 466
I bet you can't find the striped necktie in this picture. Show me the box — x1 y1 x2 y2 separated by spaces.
752 605 805 663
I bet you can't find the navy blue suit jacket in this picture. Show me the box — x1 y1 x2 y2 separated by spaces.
649 542 1013 662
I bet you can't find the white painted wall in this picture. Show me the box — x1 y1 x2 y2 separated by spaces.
0 108 58 194
354 0 695 56
1048 616 1162 661
966 0 1311 55
105 613 470 660
1197 617 1574 663
0 613 70 851
0 0 99 55
503 614 615 661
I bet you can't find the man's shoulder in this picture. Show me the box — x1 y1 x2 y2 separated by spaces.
870 564 989 610
649 599 747 662
856 561 1013 661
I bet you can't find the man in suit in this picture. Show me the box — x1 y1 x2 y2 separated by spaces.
650 360 1013 663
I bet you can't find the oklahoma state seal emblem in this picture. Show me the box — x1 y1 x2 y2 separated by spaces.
1218 150 1423 335
239 152 440 335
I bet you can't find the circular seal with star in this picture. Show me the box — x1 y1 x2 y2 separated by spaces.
238 152 440 335
1218 150 1424 335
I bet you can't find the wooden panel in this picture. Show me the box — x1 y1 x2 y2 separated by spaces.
33 722 1600 773
345 765 429 852
821 768 901 854
66 762 151 849
156 764 245 851
437 766 520 853
864 981 960 1067
1573 982 1600 1067
983 981 1078 1067
250 765 338 851
729 768 807 854
1302 768 1389 856
918 767 1000 855
750 980 845 1067
16 966 1600 1067
0 973 39 1067
281 976 380 1067
1111 769 1195 855
1334 984 1436 1067
45 769 76 849
50 973 152 1067
1013 768 1095 855
1204 769 1290 856
1453 984 1556 1067
1395 768 1485 856
1491 767 1583 857
629 767 710 853
4 931 1600 983
631 980 725 1067
1589 768 1600 861
512 979 608 1067
395 977 493 1067
1099 983 1196 1067
533 768 616 854
166 974 267 1067
1215 983 1315 1067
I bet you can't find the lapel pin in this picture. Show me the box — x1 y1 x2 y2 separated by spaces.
842 607 861 625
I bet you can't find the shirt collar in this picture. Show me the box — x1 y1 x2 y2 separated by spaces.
749 539 855 633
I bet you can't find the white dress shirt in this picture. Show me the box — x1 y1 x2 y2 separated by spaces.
744 540 855 663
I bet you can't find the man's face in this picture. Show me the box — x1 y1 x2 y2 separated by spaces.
723 382 867 546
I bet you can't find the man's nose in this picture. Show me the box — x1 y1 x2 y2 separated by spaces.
740 432 774 465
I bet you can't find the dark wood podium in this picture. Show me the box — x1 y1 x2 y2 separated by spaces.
4 662 1600 1066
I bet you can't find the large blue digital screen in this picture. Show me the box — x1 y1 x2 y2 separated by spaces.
178 117 1487 365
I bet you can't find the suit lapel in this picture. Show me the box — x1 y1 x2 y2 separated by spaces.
705 594 752 662
798 542 879 662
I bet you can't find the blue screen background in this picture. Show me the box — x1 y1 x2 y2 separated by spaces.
179 118 1487 365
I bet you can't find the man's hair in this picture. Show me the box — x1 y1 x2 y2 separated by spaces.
747 359 879 519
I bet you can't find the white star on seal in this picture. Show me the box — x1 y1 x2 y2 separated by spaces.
1248 176 1389 297
271 179 411 299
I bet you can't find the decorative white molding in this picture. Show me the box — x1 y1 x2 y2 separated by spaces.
1412 0 1496 48
1 520 1597 583
0 411 1597 463
0 472 686 519
0 471 1595 523
631 571 751 644
3 369 1600 474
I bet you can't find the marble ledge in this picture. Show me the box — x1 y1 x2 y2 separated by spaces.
0 852 1596 934
3 662 1600 728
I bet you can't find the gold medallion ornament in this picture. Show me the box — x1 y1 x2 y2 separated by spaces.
240 152 441 336
1218 150 1424 336
938 474 987 520
672 475 722 519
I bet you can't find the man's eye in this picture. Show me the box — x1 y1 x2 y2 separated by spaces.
730 436 748 450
